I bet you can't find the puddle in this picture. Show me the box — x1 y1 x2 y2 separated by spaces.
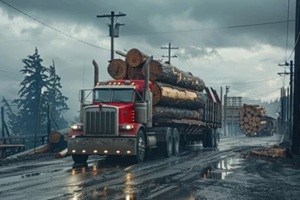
21 168 63 178
201 156 244 180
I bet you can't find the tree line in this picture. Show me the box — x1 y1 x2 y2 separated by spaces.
2 48 69 136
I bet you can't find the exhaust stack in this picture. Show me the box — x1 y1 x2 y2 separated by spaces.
143 56 153 128
92 59 99 86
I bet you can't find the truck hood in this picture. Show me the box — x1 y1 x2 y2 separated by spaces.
92 103 134 124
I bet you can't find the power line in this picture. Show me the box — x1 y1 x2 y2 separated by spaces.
1 0 296 56
230 77 281 85
241 87 281 99
121 20 295 37
207 77 281 85
0 0 110 51
288 31 300 60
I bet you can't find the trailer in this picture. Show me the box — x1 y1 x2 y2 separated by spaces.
68 54 221 163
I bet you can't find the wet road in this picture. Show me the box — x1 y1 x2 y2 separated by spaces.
1 134 298 200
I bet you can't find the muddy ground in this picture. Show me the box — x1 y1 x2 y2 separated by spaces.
0 134 300 200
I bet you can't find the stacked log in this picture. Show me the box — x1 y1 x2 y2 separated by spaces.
152 82 206 108
106 48 207 122
125 48 148 67
239 104 267 136
141 61 206 91
153 106 203 120
107 59 128 80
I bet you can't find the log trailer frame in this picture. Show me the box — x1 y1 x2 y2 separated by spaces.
68 57 222 163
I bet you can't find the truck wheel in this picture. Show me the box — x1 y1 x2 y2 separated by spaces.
136 129 146 163
172 128 180 155
163 127 173 157
179 137 188 152
202 135 208 148
213 130 219 148
72 154 88 163
204 129 213 148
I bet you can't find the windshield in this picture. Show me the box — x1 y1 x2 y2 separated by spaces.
94 89 134 103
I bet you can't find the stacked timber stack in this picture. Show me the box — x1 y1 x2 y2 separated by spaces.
239 104 267 136
106 48 207 121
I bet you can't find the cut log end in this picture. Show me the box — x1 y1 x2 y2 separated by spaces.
141 60 163 81
127 65 144 80
125 48 146 67
107 59 128 80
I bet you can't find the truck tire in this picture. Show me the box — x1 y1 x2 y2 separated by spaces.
72 154 88 163
162 127 173 157
202 135 208 148
172 128 180 155
203 129 213 148
136 129 146 163
179 137 188 152
213 130 219 148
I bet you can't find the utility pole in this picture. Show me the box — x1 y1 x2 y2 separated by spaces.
290 60 293 139
224 86 230 137
278 61 293 138
1 107 5 140
220 87 223 135
161 43 178 63
97 11 126 60
292 0 300 155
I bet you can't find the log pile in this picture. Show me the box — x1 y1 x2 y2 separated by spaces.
239 104 267 136
106 48 207 121
249 145 289 158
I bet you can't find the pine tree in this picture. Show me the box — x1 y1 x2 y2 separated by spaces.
43 61 69 130
12 48 48 135
7 48 69 136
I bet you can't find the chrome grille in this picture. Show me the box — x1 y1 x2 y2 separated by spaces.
84 106 118 136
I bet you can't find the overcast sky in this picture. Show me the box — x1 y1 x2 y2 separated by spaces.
0 0 296 122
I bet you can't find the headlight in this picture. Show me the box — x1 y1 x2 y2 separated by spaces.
119 124 134 130
71 124 83 130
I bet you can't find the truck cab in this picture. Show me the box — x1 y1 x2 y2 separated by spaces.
68 79 153 163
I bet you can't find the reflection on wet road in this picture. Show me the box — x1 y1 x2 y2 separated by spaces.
0 134 284 200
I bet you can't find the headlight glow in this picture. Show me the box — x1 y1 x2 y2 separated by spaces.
119 124 134 130
71 124 83 130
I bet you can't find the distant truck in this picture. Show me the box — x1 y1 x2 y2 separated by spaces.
68 53 221 164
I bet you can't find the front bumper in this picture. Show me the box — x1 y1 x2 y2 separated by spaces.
68 137 137 156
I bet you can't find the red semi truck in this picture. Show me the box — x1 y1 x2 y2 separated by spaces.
68 57 222 163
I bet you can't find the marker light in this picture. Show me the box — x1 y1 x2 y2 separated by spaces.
104 150 108 154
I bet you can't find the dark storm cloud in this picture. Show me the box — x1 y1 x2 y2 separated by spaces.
1 0 295 50
0 0 294 120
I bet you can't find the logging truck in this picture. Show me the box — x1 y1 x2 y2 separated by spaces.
68 51 221 164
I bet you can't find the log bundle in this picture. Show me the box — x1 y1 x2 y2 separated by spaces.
239 104 267 136
141 61 206 91
153 106 203 120
152 82 206 108
106 48 208 122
